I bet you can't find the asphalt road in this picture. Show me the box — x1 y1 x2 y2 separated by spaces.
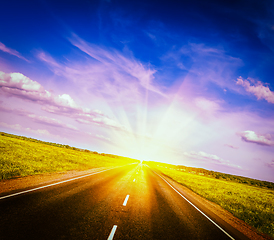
0 164 251 240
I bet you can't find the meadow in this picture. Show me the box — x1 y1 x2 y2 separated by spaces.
145 161 274 238
0 132 139 180
1 132 273 238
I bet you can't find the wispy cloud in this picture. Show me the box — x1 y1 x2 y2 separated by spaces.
238 130 274 146
194 97 221 114
160 42 243 94
236 77 274 104
183 150 241 169
0 42 29 62
224 144 239 149
0 122 51 136
265 160 274 168
66 34 164 97
95 134 111 142
74 110 129 132
27 114 78 130
0 70 129 132
0 104 78 131
0 104 31 116
184 151 228 164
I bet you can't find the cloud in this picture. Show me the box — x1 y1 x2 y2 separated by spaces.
0 71 81 111
265 160 274 168
95 134 111 142
27 114 78 130
195 97 221 113
224 144 239 149
189 43 224 55
184 151 228 163
236 77 274 104
0 104 31 116
0 42 29 62
0 122 51 136
0 71 53 103
0 71 129 132
37 51 61 68
66 34 164 97
56 94 78 108
183 150 241 169
0 71 82 112
238 130 274 146
161 42 243 94
75 110 129 132
0 104 78 131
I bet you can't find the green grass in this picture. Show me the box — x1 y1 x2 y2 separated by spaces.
1 132 273 238
145 162 274 238
0 132 139 179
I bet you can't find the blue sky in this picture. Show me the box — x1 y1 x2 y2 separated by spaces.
1 0 274 182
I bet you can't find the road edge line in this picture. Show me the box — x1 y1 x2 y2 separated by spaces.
0 166 122 200
155 170 236 240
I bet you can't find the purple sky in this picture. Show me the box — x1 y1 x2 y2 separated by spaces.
0 0 274 182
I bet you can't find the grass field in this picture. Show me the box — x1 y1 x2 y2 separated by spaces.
1 132 273 238
145 161 274 238
0 132 139 180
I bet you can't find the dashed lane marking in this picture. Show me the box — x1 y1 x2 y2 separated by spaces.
123 195 130 206
107 225 117 240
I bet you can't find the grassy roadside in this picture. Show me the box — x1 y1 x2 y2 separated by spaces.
0 132 139 180
145 162 274 239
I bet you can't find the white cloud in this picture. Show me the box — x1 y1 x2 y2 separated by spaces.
236 77 274 104
0 42 29 62
195 97 221 113
238 130 274 146
56 94 78 108
0 71 78 110
0 71 128 132
0 71 53 103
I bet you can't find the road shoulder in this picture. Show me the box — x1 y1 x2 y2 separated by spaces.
0 168 108 195
157 171 273 240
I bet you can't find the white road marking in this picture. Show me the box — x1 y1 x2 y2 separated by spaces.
0 167 120 200
107 225 117 240
155 172 236 240
123 194 130 206
133 179 135 182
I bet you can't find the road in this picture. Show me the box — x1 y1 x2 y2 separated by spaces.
0 164 251 240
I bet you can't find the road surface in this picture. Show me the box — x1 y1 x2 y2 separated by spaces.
0 164 251 240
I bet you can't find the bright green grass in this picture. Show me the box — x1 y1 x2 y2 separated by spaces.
0 134 139 180
148 164 274 238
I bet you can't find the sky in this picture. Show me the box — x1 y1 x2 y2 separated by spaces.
0 0 274 182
